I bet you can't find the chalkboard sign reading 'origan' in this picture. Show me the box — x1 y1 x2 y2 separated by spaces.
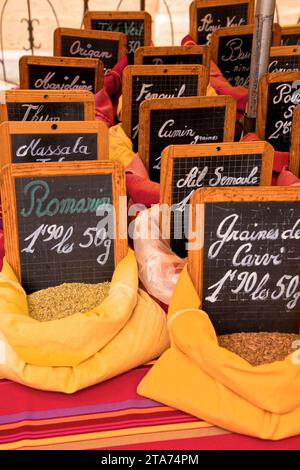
0 90 95 123
0 162 127 293
188 187 300 334
268 46 300 73
0 121 109 166
19 56 104 93
281 26 300 46
190 0 254 45
134 45 210 68
138 96 236 183
290 105 300 177
123 65 208 153
54 28 127 75
161 142 274 258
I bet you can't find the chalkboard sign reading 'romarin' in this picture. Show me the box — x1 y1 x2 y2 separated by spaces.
134 45 210 68
0 121 109 166
189 187 300 334
268 46 300 73
0 162 127 293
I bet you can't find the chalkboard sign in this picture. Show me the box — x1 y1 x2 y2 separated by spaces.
54 28 127 75
160 142 274 258
0 121 109 166
134 45 210 68
281 26 300 46
290 105 300 177
84 11 152 64
0 162 127 293
190 0 254 45
256 71 300 152
0 90 95 123
269 46 300 73
19 56 104 93
188 187 300 334
123 65 208 153
138 95 236 184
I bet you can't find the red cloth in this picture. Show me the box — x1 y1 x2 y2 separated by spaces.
277 167 300 186
0 230 4 271
126 155 160 207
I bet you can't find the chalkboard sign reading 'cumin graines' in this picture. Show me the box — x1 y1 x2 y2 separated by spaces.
0 162 127 293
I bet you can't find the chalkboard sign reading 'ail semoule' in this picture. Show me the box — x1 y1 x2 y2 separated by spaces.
289 105 300 177
123 65 208 153
19 56 104 93
188 187 300 334
268 46 300 73
0 162 127 293
84 11 152 63
0 90 95 123
0 121 109 166
54 28 127 75
134 45 210 68
161 142 274 258
281 26 300 46
256 71 300 152
138 96 236 183
190 0 254 45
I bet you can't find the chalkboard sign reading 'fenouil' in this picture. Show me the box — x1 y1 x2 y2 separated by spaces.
1 162 127 293
189 187 300 334
134 45 210 69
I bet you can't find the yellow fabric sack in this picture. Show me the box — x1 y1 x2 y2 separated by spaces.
0 249 169 393
138 265 300 440
109 123 135 167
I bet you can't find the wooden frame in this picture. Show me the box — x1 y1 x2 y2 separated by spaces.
256 70 300 141
281 25 300 46
83 11 152 47
0 121 109 167
138 95 236 171
0 90 95 123
19 55 104 93
190 0 255 43
269 45 300 70
290 104 300 177
122 65 209 139
0 161 128 282
188 186 300 300
134 45 211 68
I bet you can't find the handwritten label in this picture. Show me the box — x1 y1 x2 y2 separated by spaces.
268 57 300 74
218 34 252 88
28 65 96 92
7 102 85 122
143 54 203 66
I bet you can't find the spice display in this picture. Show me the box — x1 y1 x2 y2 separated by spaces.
218 332 300 366
28 282 111 322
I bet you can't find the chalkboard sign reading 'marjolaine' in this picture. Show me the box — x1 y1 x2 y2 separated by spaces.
1 162 127 293
256 71 300 152
54 28 127 75
190 0 254 45
19 56 104 93
0 121 109 166
161 141 274 258
84 11 152 64
0 90 95 123
281 26 300 46
188 187 300 334
268 46 300 73
138 95 236 183
123 65 208 153
134 45 210 68
289 105 300 177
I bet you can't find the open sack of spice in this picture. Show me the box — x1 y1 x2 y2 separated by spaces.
0 249 169 393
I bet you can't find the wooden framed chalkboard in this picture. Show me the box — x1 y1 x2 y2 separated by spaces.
19 56 104 93
190 0 255 45
54 28 127 76
269 46 300 73
84 11 152 64
0 121 109 166
123 65 208 152
188 186 300 334
134 45 210 69
0 90 95 123
256 71 300 152
1 161 127 293
138 95 236 183
281 25 300 46
211 24 281 88
289 105 300 178
160 141 274 258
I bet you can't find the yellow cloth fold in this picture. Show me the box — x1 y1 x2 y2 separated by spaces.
109 123 135 167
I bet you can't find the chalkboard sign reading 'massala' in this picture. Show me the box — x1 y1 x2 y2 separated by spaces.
281 26 300 46
123 65 208 153
19 56 104 93
0 90 95 123
84 11 151 63
268 46 300 73
0 162 127 293
188 187 300 334
54 28 127 75
161 142 274 258
190 0 254 45
0 121 109 166
256 71 300 152
134 45 210 68
290 105 300 177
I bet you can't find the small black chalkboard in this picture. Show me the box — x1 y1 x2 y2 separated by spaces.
216 32 252 87
268 49 300 73
144 54 202 65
